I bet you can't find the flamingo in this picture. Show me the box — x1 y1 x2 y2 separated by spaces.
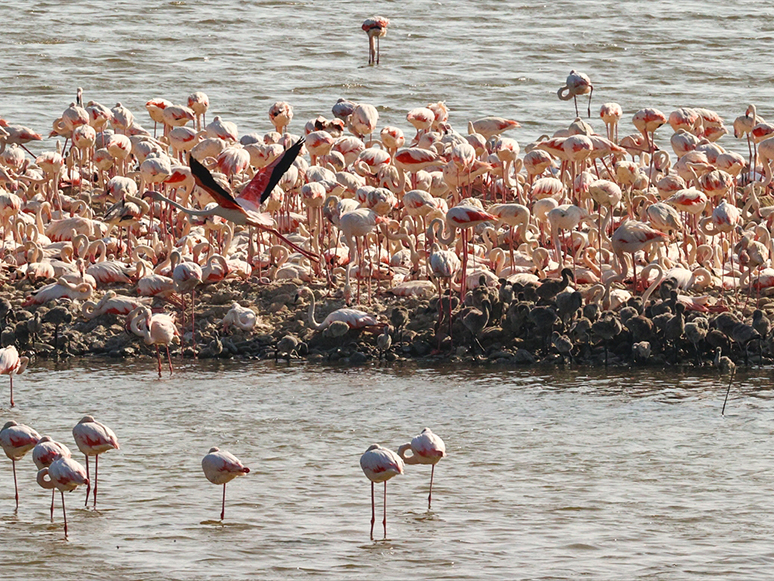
0 420 40 510
171 251 203 353
72 416 119 508
632 108 667 154
201 447 250 520
398 428 446 510
187 91 209 131
611 221 669 290
222 303 257 333
0 345 29 407
360 444 404 540
446 204 497 299
32 436 72 520
557 70 593 117
128 306 180 377
362 16 389 65
295 286 381 330
144 138 317 263
599 102 623 142
36 456 89 536
268 101 293 135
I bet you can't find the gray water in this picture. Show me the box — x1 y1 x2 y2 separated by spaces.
4 1 774 152
1 360 773 580
3 1 774 578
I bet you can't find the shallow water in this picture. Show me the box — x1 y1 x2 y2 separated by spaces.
3 0 774 578
3 1 774 154
1 359 773 580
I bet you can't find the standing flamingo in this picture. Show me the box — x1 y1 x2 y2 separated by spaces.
201 447 250 520
557 70 593 117
398 428 446 510
0 345 29 407
36 456 88 537
360 443 404 540
171 251 203 353
32 436 72 520
446 204 497 299
127 306 180 377
71 415 119 508
362 16 389 65
611 221 669 290
0 420 40 510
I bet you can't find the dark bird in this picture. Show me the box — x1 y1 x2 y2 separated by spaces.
716 347 737 416
536 268 574 302
592 311 622 366
462 299 490 355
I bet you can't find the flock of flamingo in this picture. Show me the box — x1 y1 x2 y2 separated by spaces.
1 412 444 539
0 13 772 538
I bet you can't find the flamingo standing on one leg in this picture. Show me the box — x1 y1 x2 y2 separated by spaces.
32 436 72 520
0 420 40 510
201 447 250 521
362 16 389 65
36 456 88 537
72 416 119 508
360 443 404 540
398 428 446 510
0 345 29 407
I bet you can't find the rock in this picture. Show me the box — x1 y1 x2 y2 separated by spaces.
348 351 368 365
513 348 536 364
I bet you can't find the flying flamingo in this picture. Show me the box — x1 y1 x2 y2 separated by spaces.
557 70 593 117
362 16 389 65
398 428 446 510
144 138 317 263
360 443 404 540
36 456 88 537
128 306 180 377
32 436 72 520
201 447 250 520
0 345 29 407
0 420 40 510
72 415 119 508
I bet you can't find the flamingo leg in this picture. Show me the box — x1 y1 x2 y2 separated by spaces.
221 482 226 520
50 489 56 521
156 345 162 378
61 491 68 537
370 481 375 540
191 289 197 356
167 346 174 375
83 454 90 506
9 374 13 407
12 459 18 510
383 481 388 539
93 454 99 508
428 464 436 511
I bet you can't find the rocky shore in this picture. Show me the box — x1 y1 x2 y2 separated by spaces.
3 275 772 370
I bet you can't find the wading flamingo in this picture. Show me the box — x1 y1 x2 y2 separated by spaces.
360 443 404 540
1 421 40 510
202 447 250 520
398 428 446 510
36 456 88 537
72 415 119 508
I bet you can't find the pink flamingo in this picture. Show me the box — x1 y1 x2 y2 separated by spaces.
446 204 497 299
0 345 29 407
171 250 203 353
557 70 593 117
32 436 72 519
36 456 88 536
611 220 669 290
0 420 40 509
295 286 381 330
72 415 119 508
360 444 404 539
128 306 180 377
362 16 389 65
398 428 446 510
202 447 250 520
599 102 623 142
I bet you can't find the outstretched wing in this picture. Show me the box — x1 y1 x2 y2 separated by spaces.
238 136 305 206
188 154 242 211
